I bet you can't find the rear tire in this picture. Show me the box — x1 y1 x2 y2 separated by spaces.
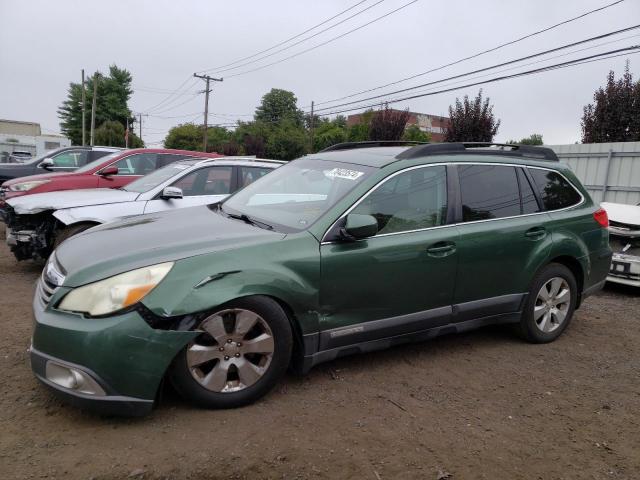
518 263 578 343
169 296 292 409
53 223 97 249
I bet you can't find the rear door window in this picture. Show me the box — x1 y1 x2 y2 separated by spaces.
528 168 582 211
459 165 521 221
517 168 541 215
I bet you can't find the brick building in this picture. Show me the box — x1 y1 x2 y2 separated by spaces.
346 110 449 142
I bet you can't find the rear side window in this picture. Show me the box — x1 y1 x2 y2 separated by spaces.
528 168 582 211
517 168 541 215
459 165 520 221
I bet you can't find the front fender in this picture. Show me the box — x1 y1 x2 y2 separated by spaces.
142 232 322 336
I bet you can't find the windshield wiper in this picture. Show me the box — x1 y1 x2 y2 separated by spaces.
220 205 273 230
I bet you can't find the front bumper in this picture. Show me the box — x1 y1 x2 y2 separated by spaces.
607 252 640 287
31 289 198 416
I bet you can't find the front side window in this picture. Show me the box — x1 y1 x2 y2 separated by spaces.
123 162 196 193
51 150 88 168
111 153 159 175
528 168 582 211
171 166 233 196
222 159 374 232
459 165 521 221
351 166 448 235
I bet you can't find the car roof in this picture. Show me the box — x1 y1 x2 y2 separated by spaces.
306 143 562 169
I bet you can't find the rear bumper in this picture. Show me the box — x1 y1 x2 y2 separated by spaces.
30 346 154 417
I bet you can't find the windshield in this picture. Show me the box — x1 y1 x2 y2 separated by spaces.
74 151 122 173
222 158 374 233
123 162 194 193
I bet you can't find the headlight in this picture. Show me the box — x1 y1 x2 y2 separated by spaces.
58 262 174 316
9 180 50 191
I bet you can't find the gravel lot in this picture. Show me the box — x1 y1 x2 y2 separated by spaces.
0 223 639 480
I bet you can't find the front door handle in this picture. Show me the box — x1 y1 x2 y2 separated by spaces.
525 227 547 240
426 241 456 257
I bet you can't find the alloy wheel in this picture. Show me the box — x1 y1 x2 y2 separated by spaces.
533 277 571 333
187 309 275 393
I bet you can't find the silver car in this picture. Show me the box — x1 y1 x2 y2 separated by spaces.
4 157 283 261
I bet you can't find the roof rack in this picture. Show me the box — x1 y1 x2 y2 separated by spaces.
319 140 428 152
396 142 559 162
194 156 285 166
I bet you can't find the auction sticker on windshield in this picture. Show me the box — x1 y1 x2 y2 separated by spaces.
324 168 365 181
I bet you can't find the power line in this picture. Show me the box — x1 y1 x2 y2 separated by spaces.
201 0 386 74
310 46 640 116
140 75 197 114
310 0 627 108
311 25 640 114
224 0 419 79
198 0 371 73
147 92 202 115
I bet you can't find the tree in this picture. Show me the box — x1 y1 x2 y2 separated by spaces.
581 63 640 143
254 88 304 125
312 118 348 152
58 65 136 145
164 123 202 150
368 106 411 141
402 124 431 142
347 109 374 141
506 133 543 145
205 126 232 153
94 120 143 148
445 90 500 142
265 120 307 161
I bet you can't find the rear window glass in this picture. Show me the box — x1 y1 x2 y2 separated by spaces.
459 165 521 221
528 168 582 211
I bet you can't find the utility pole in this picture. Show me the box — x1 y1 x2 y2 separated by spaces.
137 113 148 143
81 69 86 146
310 101 315 152
89 72 98 146
125 117 129 148
193 73 223 152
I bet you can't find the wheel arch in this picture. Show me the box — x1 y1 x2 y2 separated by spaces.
546 255 585 307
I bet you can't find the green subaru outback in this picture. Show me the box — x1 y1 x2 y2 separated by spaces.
30 142 612 416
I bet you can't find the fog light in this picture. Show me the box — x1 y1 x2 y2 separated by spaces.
45 361 106 396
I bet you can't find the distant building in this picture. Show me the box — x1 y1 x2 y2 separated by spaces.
0 119 71 162
346 110 450 142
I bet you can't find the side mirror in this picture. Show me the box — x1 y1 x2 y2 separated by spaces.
341 213 378 241
39 158 54 170
161 186 183 200
99 166 119 176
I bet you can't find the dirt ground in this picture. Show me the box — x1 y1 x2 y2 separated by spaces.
0 223 639 480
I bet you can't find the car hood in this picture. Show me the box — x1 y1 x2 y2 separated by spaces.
55 205 286 287
2 171 68 185
601 202 640 227
7 188 139 214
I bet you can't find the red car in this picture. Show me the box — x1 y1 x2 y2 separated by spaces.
0 148 223 203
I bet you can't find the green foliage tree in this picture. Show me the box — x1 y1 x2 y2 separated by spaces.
581 63 640 143
445 89 500 142
254 88 304 125
346 109 374 142
93 121 143 148
206 126 232 153
265 120 307 161
506 133 543 145
312 118 348 152
164 123 203 150
402 124 431 142
58 65 136 145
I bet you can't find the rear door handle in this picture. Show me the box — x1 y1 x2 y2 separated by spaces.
525 227 547 239
426 241 456 257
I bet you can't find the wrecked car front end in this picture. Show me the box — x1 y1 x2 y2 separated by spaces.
602 202 640 287
4 203 57 261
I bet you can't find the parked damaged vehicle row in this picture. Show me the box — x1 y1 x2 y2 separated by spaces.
602 201 640 287
3 157 281 261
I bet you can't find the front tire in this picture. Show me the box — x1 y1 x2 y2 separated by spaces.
518 263 578 343
169 296 293 408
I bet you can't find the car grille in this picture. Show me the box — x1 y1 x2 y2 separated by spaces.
36 255 65 308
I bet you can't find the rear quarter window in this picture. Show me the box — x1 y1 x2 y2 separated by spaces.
528 168 582 211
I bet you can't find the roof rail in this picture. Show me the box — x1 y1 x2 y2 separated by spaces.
319 140 428 152
194 156 285 166
396 142 559 162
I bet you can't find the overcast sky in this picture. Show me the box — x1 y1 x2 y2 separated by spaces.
1 0 639 146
